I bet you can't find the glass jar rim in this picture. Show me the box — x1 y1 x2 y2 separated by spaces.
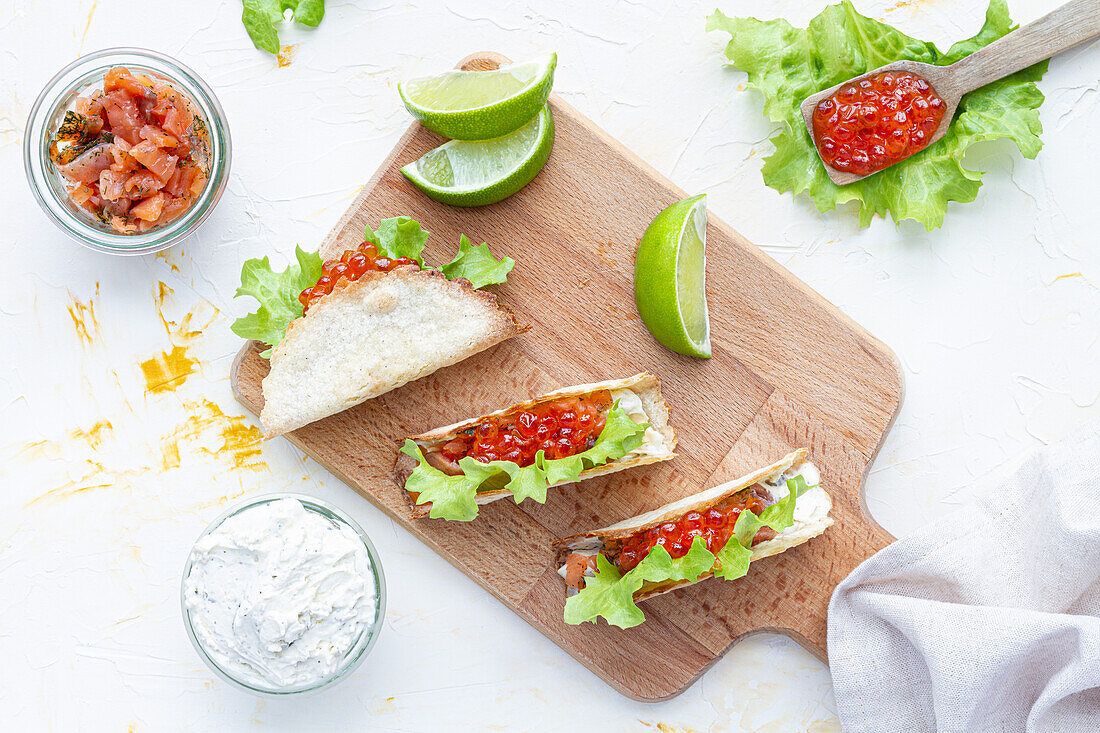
23 47 232 256
180 493 387 696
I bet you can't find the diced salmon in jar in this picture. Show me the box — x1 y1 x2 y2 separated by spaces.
57 143 113 184
97 168 129 201
69 183 95 206
103 67 149 97
157 195 192 225
129 141 178 183
164 165 198 197
109 215 138 234
140 124 178 148
108 142 139 174
49 65 210 234
103 93 144 145
75 90 106 119
122 171 166 199
131 192 167 222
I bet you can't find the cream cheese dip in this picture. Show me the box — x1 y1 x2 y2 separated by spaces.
183 496 382 693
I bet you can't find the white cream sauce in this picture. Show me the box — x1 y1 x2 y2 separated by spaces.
184 498 377 690
609 388 664 456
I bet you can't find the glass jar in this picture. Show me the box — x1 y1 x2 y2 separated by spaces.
181 494 386 696
24 47 231 255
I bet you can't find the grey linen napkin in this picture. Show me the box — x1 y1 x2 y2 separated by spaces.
828 419 1100 732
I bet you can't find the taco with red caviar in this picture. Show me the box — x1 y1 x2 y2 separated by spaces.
555 448 831 628
395 372 676 521
231 217 524 436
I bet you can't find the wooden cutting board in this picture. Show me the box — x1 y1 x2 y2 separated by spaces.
231 52 902 701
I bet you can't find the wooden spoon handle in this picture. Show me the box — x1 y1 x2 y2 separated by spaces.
951 0 1100 92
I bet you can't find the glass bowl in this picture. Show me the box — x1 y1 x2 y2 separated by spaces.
181 493 386 696
24 47 231 255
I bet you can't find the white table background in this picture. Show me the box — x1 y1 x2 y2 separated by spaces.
2 0 1097 730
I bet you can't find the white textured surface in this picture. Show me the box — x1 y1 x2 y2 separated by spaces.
1 0 1097 730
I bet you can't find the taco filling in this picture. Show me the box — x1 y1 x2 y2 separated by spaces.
299 240 419 314
422 390 614 475
396 373 677 522
554 450 833 628
563 483 779 586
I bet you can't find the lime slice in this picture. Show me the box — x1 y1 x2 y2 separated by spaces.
634 194 711 358
399 54 557 140
400 105 554 207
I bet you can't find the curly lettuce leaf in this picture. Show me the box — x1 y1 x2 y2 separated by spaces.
564 538 715 628
566 476 814 627
401 401 649 521
714 475 810 579
706 0 1047 230
562 554 649 628
565 537 723 629
242 1 326 54
441 235 515 289
230 245 322 357
367 216 431 266
457 451 550 505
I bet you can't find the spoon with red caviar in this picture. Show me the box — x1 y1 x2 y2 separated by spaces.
800 0 1100 184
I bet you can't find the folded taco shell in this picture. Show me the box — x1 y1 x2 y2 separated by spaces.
396 371 677 519
554 448 832 601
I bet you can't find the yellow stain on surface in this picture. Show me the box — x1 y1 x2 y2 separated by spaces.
155 248 182 274
1053 272 1083 283
25 479 116 508
159 433 181 471
278 45 297 68
167 399 265 473
18 402 265 510
141 345 198 393
80 1 98 49
72 419 113 448
67 285 101 347
16 420 112 459
138 282 218 394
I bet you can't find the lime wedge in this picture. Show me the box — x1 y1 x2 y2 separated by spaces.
399 54 557 140
634 194 711 358
400 105 554 207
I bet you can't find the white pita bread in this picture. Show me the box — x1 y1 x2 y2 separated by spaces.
260 268 525 436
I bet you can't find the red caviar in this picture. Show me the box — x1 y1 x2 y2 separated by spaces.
812 71 946 176
430 390 614 470
612 486 776 572
298 241 417 313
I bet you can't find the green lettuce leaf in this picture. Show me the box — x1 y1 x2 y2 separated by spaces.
401 401 650 521
230 245 322 357
565 476 814 627
564 538 716 628
292 0 325 26
368 217 431 266
441 235 516 289
565 540 718 628
241 1 326 54
457 451 550 504
705 0 1047 230
715 474 809 580
562 553 649 628
401 441 481 521
713 537 753 582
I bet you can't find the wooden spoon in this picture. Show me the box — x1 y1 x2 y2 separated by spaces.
800 0 1100 185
